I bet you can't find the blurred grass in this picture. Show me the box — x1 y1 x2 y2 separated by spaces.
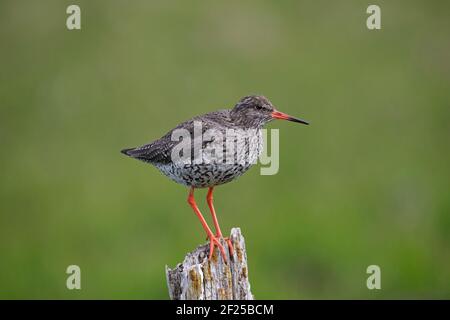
0 0 449 299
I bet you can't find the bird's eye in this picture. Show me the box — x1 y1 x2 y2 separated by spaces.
256 105 263 110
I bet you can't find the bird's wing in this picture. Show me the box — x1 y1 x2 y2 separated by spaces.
122 111 231 165
121 137 177 164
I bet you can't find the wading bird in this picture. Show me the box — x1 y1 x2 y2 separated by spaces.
121 95 308 262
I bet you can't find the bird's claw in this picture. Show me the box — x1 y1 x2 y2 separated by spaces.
223 237 234 257
205 234 234 262
207 234 228 262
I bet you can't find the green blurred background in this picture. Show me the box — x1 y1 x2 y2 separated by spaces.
1 0 449 299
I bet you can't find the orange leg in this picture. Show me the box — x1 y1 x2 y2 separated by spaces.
206 187 234 256
188 187 227 262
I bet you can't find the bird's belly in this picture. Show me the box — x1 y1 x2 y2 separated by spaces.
156 163 253 188
155 130 263 188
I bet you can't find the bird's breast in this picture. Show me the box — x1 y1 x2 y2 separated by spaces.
154 129 264 188
201 128 263 165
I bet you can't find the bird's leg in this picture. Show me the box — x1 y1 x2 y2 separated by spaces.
188 187 227 262
206 187 234 257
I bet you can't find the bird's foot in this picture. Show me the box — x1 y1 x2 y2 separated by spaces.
205 234 234 259
222 237 234 257
208 235 234 258
207 233 228 263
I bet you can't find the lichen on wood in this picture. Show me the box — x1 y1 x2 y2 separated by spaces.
166 228 253 300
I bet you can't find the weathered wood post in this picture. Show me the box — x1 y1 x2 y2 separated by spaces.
166 228 253 300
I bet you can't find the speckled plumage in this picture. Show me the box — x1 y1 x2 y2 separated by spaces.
154 128 263 188
121 95 307 188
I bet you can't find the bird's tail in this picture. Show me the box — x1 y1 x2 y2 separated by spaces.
121 148 135 156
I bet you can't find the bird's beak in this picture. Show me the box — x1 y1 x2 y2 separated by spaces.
271 109 309 125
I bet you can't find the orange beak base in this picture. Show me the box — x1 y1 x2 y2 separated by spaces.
271 110 309 125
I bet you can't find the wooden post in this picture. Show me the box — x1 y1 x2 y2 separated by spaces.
166 228 253 300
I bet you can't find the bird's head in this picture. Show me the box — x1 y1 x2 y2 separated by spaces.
231 95 309 128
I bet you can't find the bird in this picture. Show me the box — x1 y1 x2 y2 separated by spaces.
121 95 308 262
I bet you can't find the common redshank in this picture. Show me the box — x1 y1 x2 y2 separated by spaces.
121 95 308 262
